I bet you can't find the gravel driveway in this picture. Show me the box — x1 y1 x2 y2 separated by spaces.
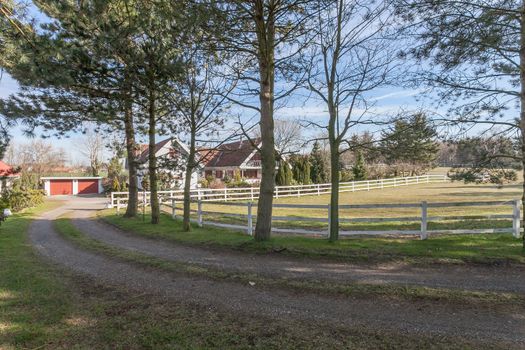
68 196 525 294
28 196 525 346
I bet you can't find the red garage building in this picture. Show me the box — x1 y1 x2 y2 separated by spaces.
41 177 103 196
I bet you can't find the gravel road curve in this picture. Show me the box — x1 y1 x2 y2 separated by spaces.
68 197 525 294
28 197 525 346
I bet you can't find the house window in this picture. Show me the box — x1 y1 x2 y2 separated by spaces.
244 170 258 178
215 170 223 179
205 170 213 178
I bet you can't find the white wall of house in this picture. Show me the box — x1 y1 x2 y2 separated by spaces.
137 139 201 190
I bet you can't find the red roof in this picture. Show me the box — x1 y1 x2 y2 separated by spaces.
204 139 260 168
0 161 18 177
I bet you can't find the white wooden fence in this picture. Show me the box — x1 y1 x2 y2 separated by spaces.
110 174 449 208
162 199 522 240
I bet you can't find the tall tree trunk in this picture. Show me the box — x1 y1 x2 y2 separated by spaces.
329 142 339 242
123 83 138 218
183 127 196 231
520 0 525 250
255 88 276 241
253 0 276 241
328 109 340 241
148 87 160 224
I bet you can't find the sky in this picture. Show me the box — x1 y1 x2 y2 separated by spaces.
2 1 515 166
1 69 428 166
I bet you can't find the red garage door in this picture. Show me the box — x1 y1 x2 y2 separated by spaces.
50 180 73 195
78 179 98 194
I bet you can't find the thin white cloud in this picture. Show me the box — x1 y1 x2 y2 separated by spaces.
370 88 424 101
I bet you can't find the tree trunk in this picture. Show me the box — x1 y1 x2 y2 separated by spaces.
123 84 138 218
520 0 525 250
329 140 340 241
183 127 196 231
148 88 160 224
253 0 276 241
255 95 276 241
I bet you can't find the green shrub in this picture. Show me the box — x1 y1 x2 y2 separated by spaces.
0 188 45 212
226 180 251 188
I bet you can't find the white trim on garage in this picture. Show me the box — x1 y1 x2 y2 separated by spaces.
41 177 103 196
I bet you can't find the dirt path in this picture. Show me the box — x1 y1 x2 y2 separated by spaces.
26 197 525 346
68 197 525 294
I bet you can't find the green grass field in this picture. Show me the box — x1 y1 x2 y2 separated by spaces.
101 179 525 264
2 202 486 349
100 215 525 265
159 180 521 233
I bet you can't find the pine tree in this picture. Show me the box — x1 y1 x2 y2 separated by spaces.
276 161 292 186
352 151 367 181
381 113 439 174
310 141 328 184
291 155 311 185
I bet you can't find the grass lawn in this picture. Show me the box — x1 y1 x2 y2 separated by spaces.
101 180 525 265
100 210 525 265
159 181 521 233
1 203 492 349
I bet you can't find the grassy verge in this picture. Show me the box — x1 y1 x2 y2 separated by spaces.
0 203 498 349
100 210 525 265
55 217 525 307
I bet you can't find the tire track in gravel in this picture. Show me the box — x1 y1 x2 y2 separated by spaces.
69 197 525 294
26 197 525 346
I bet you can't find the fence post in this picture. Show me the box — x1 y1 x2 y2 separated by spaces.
297 187 300 197
513 200 521 238
420 201 428 240
327 204 331 238
197 200 203 227
367 181 370 191
250 187 254 200
111 192 115 208
171 199 176 220
416 176 419 184
317 184 320 195
352 181 355 192
380 179 383 189
426 175 430 183
247 202 253 236
405 177 408 185
142 191 146 222
224 188 227 200
198 189 202 201
116 197 120 215
275 187 279 199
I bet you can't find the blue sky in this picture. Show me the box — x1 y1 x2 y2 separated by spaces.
1 1 436 165
1 70 429 165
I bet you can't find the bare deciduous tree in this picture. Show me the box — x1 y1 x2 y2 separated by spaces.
253 118 305 155
305 0 399 241
78 128 104 176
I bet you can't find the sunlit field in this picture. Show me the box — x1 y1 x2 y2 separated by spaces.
155 179 522 233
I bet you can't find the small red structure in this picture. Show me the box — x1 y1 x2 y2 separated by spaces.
41 177 103 196
0 161 19 192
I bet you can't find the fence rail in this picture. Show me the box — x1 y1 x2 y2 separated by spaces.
156 199 521 240
110 174 449 208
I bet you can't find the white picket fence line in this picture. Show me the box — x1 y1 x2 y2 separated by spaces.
161 199 522 240
110 174 449 208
